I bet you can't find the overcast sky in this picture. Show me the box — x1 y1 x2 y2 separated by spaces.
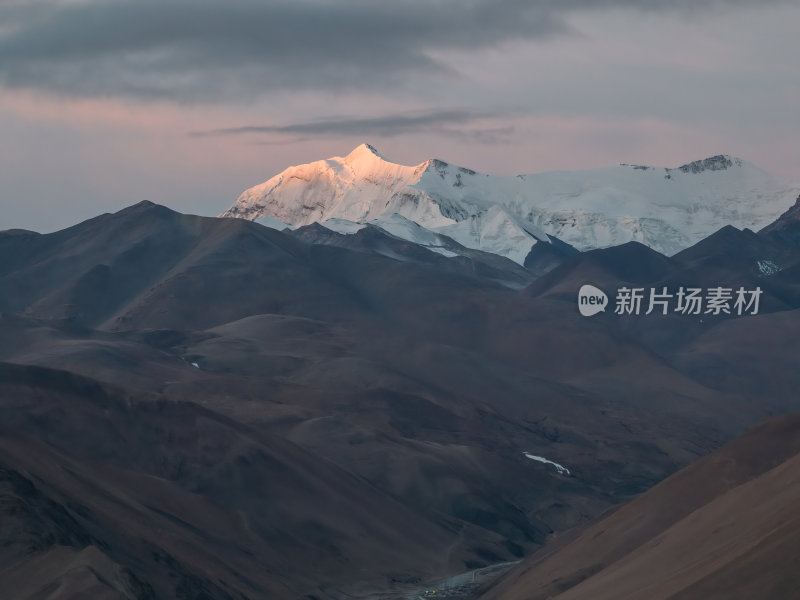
1 0 798 232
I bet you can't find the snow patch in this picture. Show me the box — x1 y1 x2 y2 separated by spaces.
320 218 367 235
322 214 473 260
370 213 445 247
757 259 781 276
255 214 294 231
524 452 571 476
428 247 459 258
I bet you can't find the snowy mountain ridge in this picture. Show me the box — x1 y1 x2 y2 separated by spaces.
222 144 800 263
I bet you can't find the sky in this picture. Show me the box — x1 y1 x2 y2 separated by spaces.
1 0 798 232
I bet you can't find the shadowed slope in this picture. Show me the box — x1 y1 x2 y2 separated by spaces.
480 413 800 600
0 362 470 599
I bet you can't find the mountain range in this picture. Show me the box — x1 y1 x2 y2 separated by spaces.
222 144 800 263
1 151 799 598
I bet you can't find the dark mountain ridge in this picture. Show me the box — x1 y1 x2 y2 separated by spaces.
1 201 800 598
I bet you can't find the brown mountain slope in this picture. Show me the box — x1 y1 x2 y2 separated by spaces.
0 362 480 600
4 203 800 596
0 203 765 557
480 413 800 600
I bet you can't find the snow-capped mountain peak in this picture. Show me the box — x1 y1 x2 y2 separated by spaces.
348 142 383 159
675 154 743 174
622 154 745 175
222 145 800 263
342 142 396 172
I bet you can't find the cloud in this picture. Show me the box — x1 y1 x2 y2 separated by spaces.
0 0 563 100
191 109 513 144
0 0 783 102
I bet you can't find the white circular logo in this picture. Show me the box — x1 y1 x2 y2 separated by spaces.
578 284 608 317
